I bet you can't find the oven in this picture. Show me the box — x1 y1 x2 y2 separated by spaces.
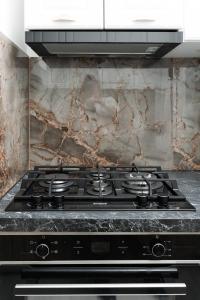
0 233 200 300
1 264 200 300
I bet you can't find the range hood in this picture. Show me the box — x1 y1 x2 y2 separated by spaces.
26 30 183 58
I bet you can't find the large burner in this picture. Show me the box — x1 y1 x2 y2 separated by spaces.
39 173 73 193
123 172 163 195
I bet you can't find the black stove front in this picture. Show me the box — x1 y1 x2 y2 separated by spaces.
1 233 200 300
6 165 196 212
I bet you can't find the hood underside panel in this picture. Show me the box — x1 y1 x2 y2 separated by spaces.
26 30 183 58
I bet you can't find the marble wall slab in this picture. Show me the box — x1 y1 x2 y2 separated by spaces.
0 33 29 196
29 58 200 169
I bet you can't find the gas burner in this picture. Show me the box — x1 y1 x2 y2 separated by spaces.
39 173 73 193
87 172 110 181
87 180 113 196
87 169 112 196
123 172 163 195
90 179 110 189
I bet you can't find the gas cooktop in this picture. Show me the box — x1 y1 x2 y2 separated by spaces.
6 165 195 212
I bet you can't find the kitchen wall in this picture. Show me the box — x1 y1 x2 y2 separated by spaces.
0 32 29 196
29 57 200 170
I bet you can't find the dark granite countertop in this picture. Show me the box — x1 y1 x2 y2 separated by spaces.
0 171 199 233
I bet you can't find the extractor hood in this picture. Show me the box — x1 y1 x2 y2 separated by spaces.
26 30 183 58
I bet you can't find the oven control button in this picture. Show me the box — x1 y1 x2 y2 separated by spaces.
152 243 166 258
36 243 50 259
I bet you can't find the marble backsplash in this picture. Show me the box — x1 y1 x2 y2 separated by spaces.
29 57 200 170
0 33 29 196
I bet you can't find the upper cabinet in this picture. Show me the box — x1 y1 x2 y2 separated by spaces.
24 0 200 48
105 0 184 30
24 0 103 30
183 0 200 41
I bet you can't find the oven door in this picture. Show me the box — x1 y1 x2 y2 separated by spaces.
10 265 200 300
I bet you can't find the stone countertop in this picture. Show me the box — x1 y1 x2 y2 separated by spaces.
0 171 199 233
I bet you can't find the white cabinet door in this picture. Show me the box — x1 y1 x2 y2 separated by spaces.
183 0 200 41
105 0 183 30
25 0 103 30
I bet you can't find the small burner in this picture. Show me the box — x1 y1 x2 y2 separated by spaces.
88 172 110 181
123 172 163 195
87 179 113 196
39 173 73 193
91 180 110 190
87 169 112 196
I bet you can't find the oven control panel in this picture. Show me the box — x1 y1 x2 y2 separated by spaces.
0 234 199 261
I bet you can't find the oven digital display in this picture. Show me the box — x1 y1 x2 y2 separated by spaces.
91 241 110 255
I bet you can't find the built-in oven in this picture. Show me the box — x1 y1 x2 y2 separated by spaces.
0 233 200 300
1 264 200 299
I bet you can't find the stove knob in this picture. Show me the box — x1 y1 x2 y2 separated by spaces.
152 243 166 258
36 243 49 259
137 195 148 208
158 195 169 208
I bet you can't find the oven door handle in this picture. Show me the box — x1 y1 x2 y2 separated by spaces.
21 266 179 277
15 282 187 296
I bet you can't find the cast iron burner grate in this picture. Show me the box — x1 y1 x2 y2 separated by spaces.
5 164 196 212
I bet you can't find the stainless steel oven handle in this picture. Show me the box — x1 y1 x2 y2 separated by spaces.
21 266 179 276
15 283 187 296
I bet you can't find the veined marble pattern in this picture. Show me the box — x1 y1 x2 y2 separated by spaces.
0 33 29 196
30 58 200 169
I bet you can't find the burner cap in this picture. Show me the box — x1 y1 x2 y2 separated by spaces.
87 181 113 196
123 172 163 195
88 172 110 181
39 173 73 192
90 180 110 190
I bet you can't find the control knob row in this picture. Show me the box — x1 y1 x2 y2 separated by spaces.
34 242 167 259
